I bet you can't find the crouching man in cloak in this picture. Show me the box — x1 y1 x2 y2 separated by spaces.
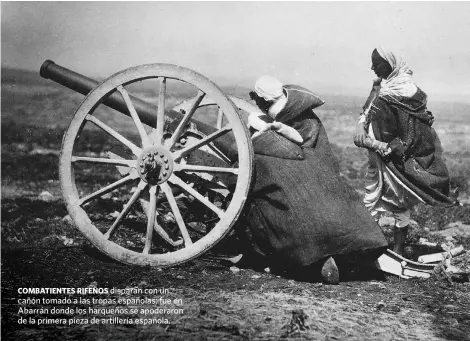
233 76 388 284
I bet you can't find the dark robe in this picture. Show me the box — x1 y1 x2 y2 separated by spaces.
366 88 456 206
242 85 388 268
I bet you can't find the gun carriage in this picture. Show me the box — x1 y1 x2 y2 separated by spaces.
40 61 259 267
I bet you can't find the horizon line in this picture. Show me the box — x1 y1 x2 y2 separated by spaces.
2 65 469 105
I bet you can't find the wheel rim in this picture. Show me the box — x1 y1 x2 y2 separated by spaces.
60 64 253 266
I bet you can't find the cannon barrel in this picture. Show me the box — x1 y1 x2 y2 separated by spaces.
41 60 206 130
39 60 237 158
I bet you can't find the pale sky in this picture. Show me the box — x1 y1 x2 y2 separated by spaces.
2 1 470 101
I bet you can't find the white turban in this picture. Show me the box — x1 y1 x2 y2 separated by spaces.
254 75 284 101
376 46 417 98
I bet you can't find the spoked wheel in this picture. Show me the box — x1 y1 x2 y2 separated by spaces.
60 64 253 266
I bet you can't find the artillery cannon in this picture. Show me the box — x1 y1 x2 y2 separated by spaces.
40 61 260 266
40 61 452 279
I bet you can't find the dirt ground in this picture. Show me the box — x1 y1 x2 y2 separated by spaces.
3 135 470 341
2 69 470 340
1 199 470 341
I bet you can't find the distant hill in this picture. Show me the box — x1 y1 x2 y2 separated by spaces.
2 67 469 155
2 67 469 125
2 67 48 86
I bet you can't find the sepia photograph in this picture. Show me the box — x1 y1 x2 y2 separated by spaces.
2 1 470 340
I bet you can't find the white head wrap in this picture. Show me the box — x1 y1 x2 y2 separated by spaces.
254 75 284 101
376 46 418 98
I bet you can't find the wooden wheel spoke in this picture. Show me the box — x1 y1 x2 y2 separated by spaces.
103 181 147 239
160 182 193 246
117 85 151 147
206 143 232 164
216 108 224 129
78 173 138 206
153 222 184 247
72 156 135 167
85 115 142 156
154 77 167 145
169 174 224 217
174 163 238 175
172 125 232 161
168 91 206 148
143 186 158 254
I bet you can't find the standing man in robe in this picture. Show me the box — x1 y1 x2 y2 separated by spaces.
353 46 457 255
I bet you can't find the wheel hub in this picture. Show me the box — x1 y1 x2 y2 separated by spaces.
137 146 174 184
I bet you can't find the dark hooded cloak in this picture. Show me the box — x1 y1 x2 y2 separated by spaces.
366 88 456 206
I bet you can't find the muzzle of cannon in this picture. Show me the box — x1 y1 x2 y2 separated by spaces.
40 60 258 266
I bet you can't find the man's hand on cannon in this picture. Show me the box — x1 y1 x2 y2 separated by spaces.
248 114 303 144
